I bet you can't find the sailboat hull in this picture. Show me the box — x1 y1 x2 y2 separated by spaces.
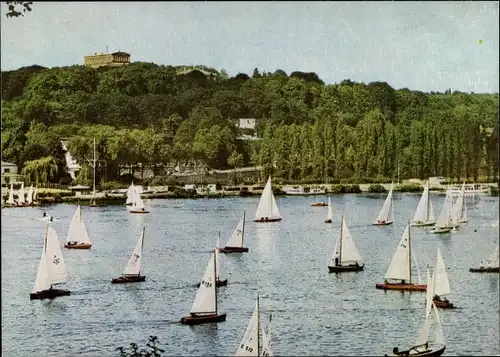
328 264 364 273
311 202 328 207
385 344 446 357
196 279 227 288
30 288 71 300
129 210 150 214
375 283 427 291
64 243 92 249
410 221 435 227
111 275 146 284
219 246 249 253
254 218 281 222
373 221 393 226
469 267 499 273
433 299 455 309
431 227 452 234
180 313 226 325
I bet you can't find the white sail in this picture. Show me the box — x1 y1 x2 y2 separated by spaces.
326 196 333 221
433 248 451 296
126 183 135 205
255 177 281 221
123 228 145 275
412 181 435 224
17 182 25 204
384 225 411 281
7 183 15 205
339 217 363 264
235 299 259 357
66 206 91 244
191 250 217 314
451 184 465 223
261 314 272 357
415 269 433 346
33 186 38 201
375 184 393 222
26 185 34 204
435 192 453 228
45 226 68 285
131 189 145 210
225 213 245 248
216 235 221 279
432 303 445 344
486 246 499 268
31 235 51 293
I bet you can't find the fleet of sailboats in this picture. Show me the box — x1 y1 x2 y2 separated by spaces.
20 174 497 354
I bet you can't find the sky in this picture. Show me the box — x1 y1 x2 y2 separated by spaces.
1 1 499 93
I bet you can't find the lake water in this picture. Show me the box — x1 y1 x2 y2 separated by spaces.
1 193 499 356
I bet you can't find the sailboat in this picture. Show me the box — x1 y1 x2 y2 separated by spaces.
385 269 446 356
220 212 249 253
328 215 364 272
6 183 15 207
373 183 394 225
469 245 499 273
254 176 282 222
89 137 103 207
411 180 436 227
64 205 92 249
325 196 333 223
180 248 226 325
431 248 455 309
17 182 26 207
376 224 427 291
33 186 38 205
197 235 227 287
235 295 273 357
128 188 149 214
430 191 455 234
125 182 136 206
26 185 35 206
111 227 146 283
451 183 467 224
30 225 71 300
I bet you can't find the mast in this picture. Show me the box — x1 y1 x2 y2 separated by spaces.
258 295 261 357
45 224 50 288
408 222 412 284
390 182 394 222
91 137 96 205
425 180 430 221
213 249 218 314
241 211 246 247
139 227 145 276
339 215 343 264
269 176 273 217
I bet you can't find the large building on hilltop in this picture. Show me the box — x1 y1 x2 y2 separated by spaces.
84 51 131 68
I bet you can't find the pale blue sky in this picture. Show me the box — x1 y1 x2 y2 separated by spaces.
1 1 498 93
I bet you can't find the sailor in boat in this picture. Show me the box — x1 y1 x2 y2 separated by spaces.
67 241 78 246
433 294 449 303
377 219 386 224
42 212 54 221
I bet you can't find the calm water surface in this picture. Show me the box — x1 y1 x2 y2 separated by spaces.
1 193 499 356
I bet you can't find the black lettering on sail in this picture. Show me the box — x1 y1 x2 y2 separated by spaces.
52 254 60 265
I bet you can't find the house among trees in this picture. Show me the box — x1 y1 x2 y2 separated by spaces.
1 161 23 185
84 50 131 68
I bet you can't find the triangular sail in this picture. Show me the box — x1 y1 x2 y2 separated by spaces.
326 197 333 221
415 269 433 346
255 177 281 220
7 183 15 204
435 192 453 228
339 217 363 264
123 228 145 276
432 303 445 344
433 248 451 296
17 183 25 204
191 250 217 314
225 213 245 248
384 225 411 281
235 298 259 357
216 235 221 279
66 206 91 244
412 181 435 224
261 314 272 357
131 189 145 210
31 229 51 293
452 184 465 223
33 186 38 201
126 183 135 204
375 184 393 222
26 185 34 204
45 226 68 285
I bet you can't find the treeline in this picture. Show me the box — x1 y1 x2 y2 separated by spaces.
1 62 498 186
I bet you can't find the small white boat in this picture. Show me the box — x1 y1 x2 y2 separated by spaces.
220 212 248 253
431 191 455 234
111 227 146 284
373 183 394 225
65 206 92 249
328 215 364 272
235 295 272 357
325 196 333 223
411 180 436 227
254 176 281 222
